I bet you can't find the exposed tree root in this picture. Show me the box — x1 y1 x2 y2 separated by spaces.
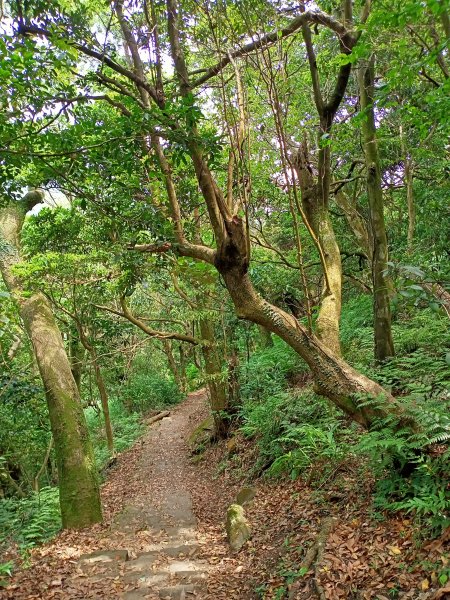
289 516 336 600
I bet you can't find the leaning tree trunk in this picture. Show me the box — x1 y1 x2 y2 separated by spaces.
214 217 411 430
358 57 395 362
0 192 102 528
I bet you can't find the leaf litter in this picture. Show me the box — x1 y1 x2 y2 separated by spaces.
1 390 449 599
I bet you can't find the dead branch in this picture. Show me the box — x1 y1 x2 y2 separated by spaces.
145 410 171 426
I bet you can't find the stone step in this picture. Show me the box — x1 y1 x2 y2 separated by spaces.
173 571 207 584
163 544 199 558
78 549 129 569
125 552 160 572
158 584 197 599
124 572 170 587
165 526 198 541
122 589 159 599
167 560 202 575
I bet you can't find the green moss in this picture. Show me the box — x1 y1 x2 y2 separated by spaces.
226 503 251 552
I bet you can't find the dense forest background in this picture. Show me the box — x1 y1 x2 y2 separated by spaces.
0 0 449 597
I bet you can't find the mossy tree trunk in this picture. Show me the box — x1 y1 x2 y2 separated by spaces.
358 57 395 362
295 139 342 357
198 318 229 437
0 192 102 528
292 12 358 356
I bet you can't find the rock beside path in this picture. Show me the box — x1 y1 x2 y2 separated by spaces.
226 504 251 552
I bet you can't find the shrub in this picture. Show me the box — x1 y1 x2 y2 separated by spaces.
237 295 450 538
239 337 306 402
86 397 145 470
356 394 450 537
0 375 51 492
121 371 183 413
239 387 351 480
185 363 200 390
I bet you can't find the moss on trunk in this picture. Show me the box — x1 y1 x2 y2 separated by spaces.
0 197 102 529
20 294 102 528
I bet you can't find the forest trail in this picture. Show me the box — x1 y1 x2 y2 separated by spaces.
4 390 442 600
68 390 213 600
3 388 253 600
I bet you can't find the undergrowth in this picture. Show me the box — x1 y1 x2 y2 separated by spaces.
0 365 184 575
0 486 61 585
239 387 354 482
0 487 61 551
86 397 145 471
119 369 183 413
237 296 450 538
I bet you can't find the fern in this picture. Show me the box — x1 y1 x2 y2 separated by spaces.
0 486 61 551
355 392 450 537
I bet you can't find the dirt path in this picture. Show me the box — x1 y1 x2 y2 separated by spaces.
3 390 443 600
2 390 239 600
70 390 220 600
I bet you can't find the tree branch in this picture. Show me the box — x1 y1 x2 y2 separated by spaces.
96 297 205 345
127 240 216 264
191 10 354 88
17 22 161 105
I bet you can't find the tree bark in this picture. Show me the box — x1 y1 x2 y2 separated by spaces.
199 317 229 437
358 57 395 362
295 141 342 356
0 192 102 528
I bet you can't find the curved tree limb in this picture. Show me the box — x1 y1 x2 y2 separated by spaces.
191 11 355 88
17 22 161 105
96 297 205 346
